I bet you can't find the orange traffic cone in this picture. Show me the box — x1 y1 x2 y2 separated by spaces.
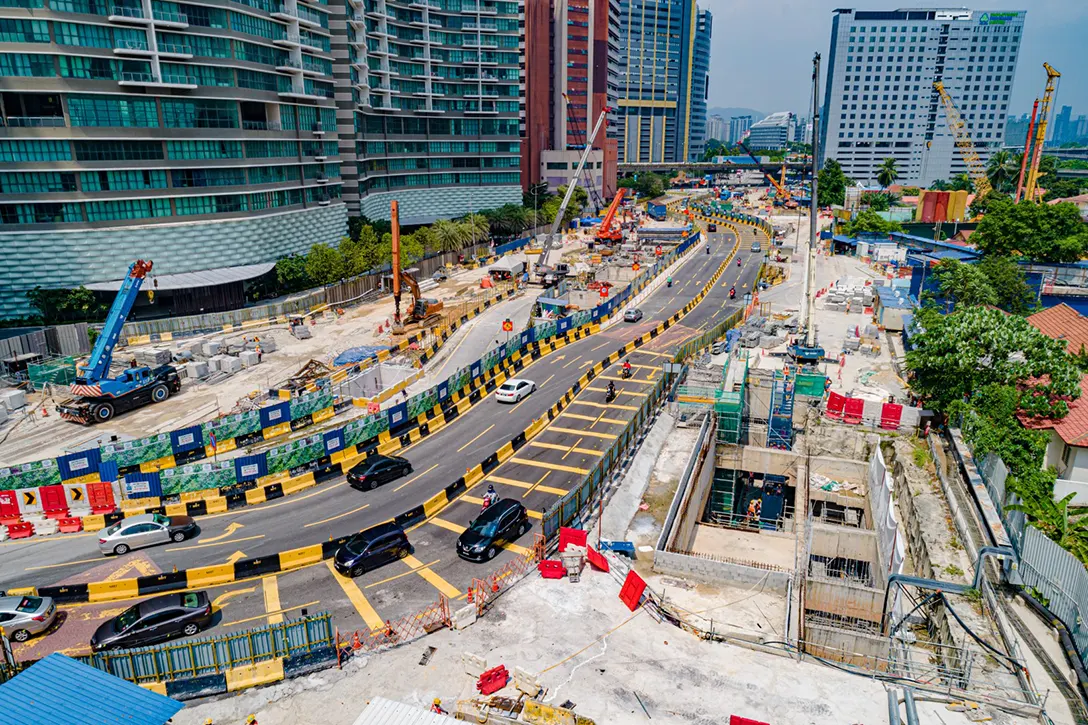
351 631 362 650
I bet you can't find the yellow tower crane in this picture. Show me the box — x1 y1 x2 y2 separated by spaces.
1024 62 1062 203
933 81 992 199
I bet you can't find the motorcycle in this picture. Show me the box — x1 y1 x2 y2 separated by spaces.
737 258 742 267
621 366 632 379
729 288 736 300
605 384 617 403
666 278 672 288
480 492 498 512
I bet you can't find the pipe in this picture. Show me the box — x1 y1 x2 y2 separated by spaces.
888 688 902 725
903 688 920 725
391 200 401 325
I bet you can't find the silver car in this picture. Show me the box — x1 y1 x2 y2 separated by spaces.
97 513 199 556
0 595 58 643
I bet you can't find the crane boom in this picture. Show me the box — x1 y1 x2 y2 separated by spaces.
542 109 608 268
1024 62 1061 203
1014 98 1039 203
78 260 152 383
738 141 790 202
933 81 992 198
596 188 626 242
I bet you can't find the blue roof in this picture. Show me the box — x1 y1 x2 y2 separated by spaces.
875 285 914 309
334 344 391 366
0 654 183 725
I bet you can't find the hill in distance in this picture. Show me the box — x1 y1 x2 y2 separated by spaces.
706 107 766 122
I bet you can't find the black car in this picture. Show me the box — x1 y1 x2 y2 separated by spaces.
456 499 531 562
333 522 412 577
708 223 717 232
347 454 413 491
90 592 213 652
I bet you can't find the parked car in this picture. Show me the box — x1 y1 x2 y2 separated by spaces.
623 308 643 323
333 522 412 577
708 223 718 232
97 513 199 556
496 378 535 404
456 498 531 562
90 592 213 652
0 595 57 643
347 454 413 491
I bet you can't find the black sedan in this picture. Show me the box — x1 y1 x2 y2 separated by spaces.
333 522 412 577
91 592 213 652
347 454 413 491
456 498 531 562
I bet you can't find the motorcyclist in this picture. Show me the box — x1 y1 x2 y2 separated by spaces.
481 484 498 511
737 257 742 267
706 244 711 254
622 360 632 378
729 286 736 299
606 380 616 402
666 276 672 288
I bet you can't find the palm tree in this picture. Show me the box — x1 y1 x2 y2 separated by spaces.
986 149 1021 195
1010 491 1088 563
876 158 899 189
431 219 467 253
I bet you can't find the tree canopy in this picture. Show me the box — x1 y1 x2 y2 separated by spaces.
876 158 899 189
25 286 104 325
842 209 902 237
618 172 666 200
931 258 998 309
817 158 848 207
972 197 1088 262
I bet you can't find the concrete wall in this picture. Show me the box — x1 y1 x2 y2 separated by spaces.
1055 477 1088 506
670 424 716 552
810 457 869 485
805 579 884 624
809 523 880 566
803 624 891 671
654 549 791 593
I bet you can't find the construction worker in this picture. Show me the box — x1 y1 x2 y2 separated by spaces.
432 698 447 714
245 716 258 725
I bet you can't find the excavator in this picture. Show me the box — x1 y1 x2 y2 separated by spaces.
390 200 444 333
595 188 626 243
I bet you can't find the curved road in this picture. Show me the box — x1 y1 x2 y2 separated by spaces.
4 224 766 658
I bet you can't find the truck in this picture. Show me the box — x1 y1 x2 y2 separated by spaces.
58 260 182 424
646 202 668 221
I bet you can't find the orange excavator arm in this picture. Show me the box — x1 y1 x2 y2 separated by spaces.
596 188 626 241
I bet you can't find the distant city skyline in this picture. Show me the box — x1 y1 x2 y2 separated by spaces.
701 1 1086 122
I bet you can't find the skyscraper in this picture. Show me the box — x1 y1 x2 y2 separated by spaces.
706 114 727 143
748 112 794 150
1050 105 1073 145
688 8 712 161
1004 113 1031 148
615 0 711 164
0 0 346 318
820 8 1025 187
728 115 752 144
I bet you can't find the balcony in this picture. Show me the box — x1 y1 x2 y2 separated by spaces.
0 116 65 128
302 63 327 77
242 120 284 131
311 122 325 136
156 42 193 59
409 0 441 8
462 3 497 14
112 37 152 56
276 59 304 73
366 8 394 20
278 90 324 101
118 70 197 89
152 10 188 27
314 174 329 184
464 22 497 32
108 5 147 23
275 32 301 47
349 11 366 26
463 39 498 49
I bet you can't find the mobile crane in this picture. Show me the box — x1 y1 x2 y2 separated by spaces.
1023 63 1062 203
58 260 181 424
390 200 443 333
595 188 626 243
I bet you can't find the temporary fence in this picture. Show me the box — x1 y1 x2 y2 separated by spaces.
336 596 452 658
470 534 547 616
26 356 77 391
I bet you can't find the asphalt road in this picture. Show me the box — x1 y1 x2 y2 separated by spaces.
5 224 766 660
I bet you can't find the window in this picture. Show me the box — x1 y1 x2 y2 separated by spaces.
67 94 158 127
172 168 246 187
175 194 247 215
0 140 71 162
161 99 237 128
166 140 242 160
53 21 113 47
0 172 76 194
0 202 83 224
229 11 280 40
84 198 170 221
79 169 167 191
0 53 54 76
245 140 298 158
74 140 162 161
0 18 48 42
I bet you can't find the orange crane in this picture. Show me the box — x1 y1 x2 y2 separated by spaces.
390 200 443 333
739 141 793 206
1024 63 1061 203
595 188 626 242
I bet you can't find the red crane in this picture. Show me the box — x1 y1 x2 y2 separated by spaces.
595 188 626 243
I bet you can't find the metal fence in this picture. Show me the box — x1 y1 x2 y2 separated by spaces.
83 613 334 684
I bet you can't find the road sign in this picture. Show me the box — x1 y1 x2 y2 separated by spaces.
502 319 513 332
632 262 640 272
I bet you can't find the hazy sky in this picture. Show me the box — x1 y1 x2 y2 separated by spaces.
703 0 1087 119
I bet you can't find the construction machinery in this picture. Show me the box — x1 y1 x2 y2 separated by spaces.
933 81 993 199
738 141 795 207
595 188 626 243
1024 63 1062 203
390 200 443 333
1014 98 1039 202
58 260 181 424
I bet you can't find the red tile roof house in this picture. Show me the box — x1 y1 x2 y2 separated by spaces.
1018 305 1088 504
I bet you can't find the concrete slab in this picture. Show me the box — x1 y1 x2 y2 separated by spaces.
690 523 797 571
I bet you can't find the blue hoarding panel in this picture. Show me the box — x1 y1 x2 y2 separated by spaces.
387 402 409 432
259 401 291 429
58 448 102 481
171 425 204 454
122 471 161 499
323 429 344 455
234 453 268 482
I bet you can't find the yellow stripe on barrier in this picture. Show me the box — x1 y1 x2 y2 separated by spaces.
210 437 237 455
496 441 514 462
160 332 173 342
278 389 292 401
139 455 175 474
140 682 168 695
4 587 35 597
88 579 139 603
464 464 484 487
279 544 323 570
377 437 401 455
263 422 292 440
427 416 446 435
312 405 335 424
423 490 448 518
226 658 285 691
281 472 316 495
245 487 268 506
330 447 356 465
186 563 236 589
378 430 391 444
121 497 153 510
82 514 105 531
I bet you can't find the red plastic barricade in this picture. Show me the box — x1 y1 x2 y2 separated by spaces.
730 716 770 725
6 522 34 539
86 481 116 514
586 546 610 572
538 560 565 579
825 392 846 420
477 665 509 695
57 517 83 533
558 526 587 553
618 569 647 612
880 402 903 430
39 484 69 519
0 490 20 525
843 397 865 425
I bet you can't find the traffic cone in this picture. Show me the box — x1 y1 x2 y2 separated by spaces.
351 631 362 650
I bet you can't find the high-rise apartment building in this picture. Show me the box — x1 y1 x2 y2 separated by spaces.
1004 112 1030 148
748 112 794 150
706 114 726 143
688 7 711 161
615 0 711 164
1050 105 1073 146
0 0 346 318
524 0 620 206
820 8 1025 187
728 115 752 144
343 0 523 225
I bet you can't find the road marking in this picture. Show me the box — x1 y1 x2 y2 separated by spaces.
262 576 283 625
426 519 530 556
226 550 247 565
560 355 583 369
505 390 537 416
304 503 370 528
578 360 594 368
561 438 585 461
105 557 157 580
202 521 244 543
584 386 648 398
457 424 495 453
539 373 555 387
530 441 601 457
165 534 265 552
597 374 656 383
522 471 552 498
590 341 611 352
403 554 462 598
325 560 385 631
365 558 441 589
223 600 320 628
635 351 674 360
545 426 618 439
485 474 569 495
462 495 543 519
393 463 439 492
211 587 255 612
198 481 348 523
558 411 627 426
25 557 104 572
509 458 590 475
569 399 639 412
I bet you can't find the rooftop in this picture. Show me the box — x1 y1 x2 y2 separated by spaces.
1019 374 1088 447
1027 303 1088 355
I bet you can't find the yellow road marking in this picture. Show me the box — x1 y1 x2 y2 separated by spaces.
262 576 283 625
529 440 601 457
569 399 638 412
403 554 462 598
521 470 552 497
166 534 265 552
462 495 543 519
201 521 244 543
590 341 611 352
561 355 583 369
506 389 537 416
223 600 320 628
393 463 439 492
365 558 441 589
539 373 555 387
457 424 495 453
226 550 247 564
325 560 385 631
545 426 619 439
558 411 627 426
509 458 590 475
597 374 655 383
426 519 531 556
304 503 370 528
198 481 347 523
211 586 255 612
25 557 104 572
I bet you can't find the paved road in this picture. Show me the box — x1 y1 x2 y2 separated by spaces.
5 225 766 659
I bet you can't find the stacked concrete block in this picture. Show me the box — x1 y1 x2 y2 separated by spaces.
239 350 260 368
0 389 26 411
134 348 172 366
203 340 222 357
218 356 242 374
246 337 276 353
185 361 209 379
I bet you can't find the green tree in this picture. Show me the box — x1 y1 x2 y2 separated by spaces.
863 191 898 212
460 213 491 246
986 149 1021 194
932 174 973 192
843 209 902 236
905 306 1081 418
931 258 998 308
816 158 848 207
972 198 1088 262
274 255 310 293
1010 491 1088 562
618 173 665 199
523 182 552 209
977 254 1036 315
876 158 899 188
431 219 468 253
1042 177 1088 202
25 286 105 324
304 242 346 285
968 190 1010 218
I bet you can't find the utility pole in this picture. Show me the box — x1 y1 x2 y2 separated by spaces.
805 52 820 350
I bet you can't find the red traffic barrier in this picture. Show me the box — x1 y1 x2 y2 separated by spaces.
586 546 609 572
57 517 83 533
558 526 587 553
618 568 647 612
477 665 509 695
6 522 34 539
538 560 565 579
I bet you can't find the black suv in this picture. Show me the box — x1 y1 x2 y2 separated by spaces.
334 522 412 577
347 454 413 491
456 499 531 562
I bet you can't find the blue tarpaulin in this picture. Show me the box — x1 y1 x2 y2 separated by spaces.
0 653 183 725
334 345 391 366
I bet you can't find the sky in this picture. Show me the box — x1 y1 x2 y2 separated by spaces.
702 0 1088 120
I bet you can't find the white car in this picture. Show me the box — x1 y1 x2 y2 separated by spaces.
496 378 536 403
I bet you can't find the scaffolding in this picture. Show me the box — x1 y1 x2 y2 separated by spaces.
714 353 747 444
768 371 794 450
27 356 77 391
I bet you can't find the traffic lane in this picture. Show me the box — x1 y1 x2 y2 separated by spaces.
0 230 739 589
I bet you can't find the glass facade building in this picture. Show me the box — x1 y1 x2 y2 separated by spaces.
0 0 346 317
820 8 1025 187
